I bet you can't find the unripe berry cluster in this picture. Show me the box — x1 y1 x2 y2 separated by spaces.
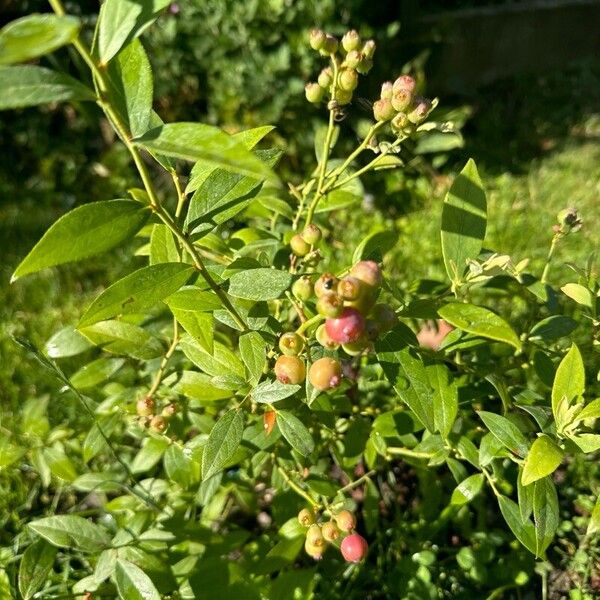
373 74 434 134
306 29 375 107
276 260 397 392
136 396 177 432
290 223 323 262
298 508 368 562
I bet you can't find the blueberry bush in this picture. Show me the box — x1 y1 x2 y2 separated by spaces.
1 2 599 598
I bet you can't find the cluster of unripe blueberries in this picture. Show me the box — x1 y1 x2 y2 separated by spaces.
305 28 374 107
372 74 434 133
298 508 368 562
275 224 397 392
136 396 176 432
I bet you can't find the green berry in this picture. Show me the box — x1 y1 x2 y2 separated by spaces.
318 67 333 88
339 68 358 92
150 415 167 433
391 111 409 132
338 276 363 301
350 260 382 288
305 82 324 104
316 323 340 350
317 292 344 318
292 276 313 301
274 355 306 385
342 30 361 52
161 403 177 417
279 332 305 357
362 39 376 59
322 520 341 542
380 81 393 100
336 88 353 105
344 50 362 69
391 89 412 112
392 74 416 93
309 357 342 391
334 509 356 532
307 523 324 545
408 97 432 124
342 336 370 356
356 58 373 75
322 34 338 55
314 273 339 297
373 98 395 122
298 508 315 527
302 223 322 245
305 537 325 560
309 28 326 51
291 233 311 256
136 396 154 417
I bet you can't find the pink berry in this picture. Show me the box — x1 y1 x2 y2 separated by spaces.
341 533 368 563
325 308 365 344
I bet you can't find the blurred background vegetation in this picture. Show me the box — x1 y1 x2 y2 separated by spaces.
1 1 599 597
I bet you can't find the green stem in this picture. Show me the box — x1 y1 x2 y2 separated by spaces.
296 313 324 336
338 469 376 495
541 233 561 284
147 318 179 397
276 463 319 509
49 0 248 332
387 447 434 460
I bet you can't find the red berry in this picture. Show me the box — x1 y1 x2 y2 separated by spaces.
341 533 368 563
274 355 306 385
325 307 365 344
308 357 342 391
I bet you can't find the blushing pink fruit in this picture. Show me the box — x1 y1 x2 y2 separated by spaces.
341 533 368 563
325 308 365 344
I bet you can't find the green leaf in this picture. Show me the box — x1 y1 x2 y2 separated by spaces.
72 473 122 494
441 158 487 284
450 473 484 505
97 0 171 64
172 371 232 403
0 65 94 110
70 357 125 389
149 224 179 264
131 437 169 473
587 495 600 536
83 413 121 463
180 337 244 378
529 315 577 342
477 411 529 458
239 331 266 385
185 148 281 237
317 165 363 213
115 559 160 600
134 123 278 183
107 39 153 137
567 433 600 453
79 320 163 360
252 380 301 404
277 410 315 455
497 495 537 555
228 268 292 301
552 343 585 421
165 292 215 353
12 200 150 281
352 229 399 263
426 363 458 438
78 263 194 327
186 125 275 194
45 326 93 358
163 444 198 489
43 446 77 482
28 515 111 553
375 330 435 432
438 303 521 350
517 468 534 522
561 283 593 307
202 409 244 479
0 14 79 65
574 398 600 422
533 477 559 557
18 539 57 600
521 435 564 486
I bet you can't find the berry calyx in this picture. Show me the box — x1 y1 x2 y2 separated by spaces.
305 537 325 560
391 88 412 112
298 508 315 527
341 533 368 563
322 521 340 542
317 292 344 318
274 355 306 385
292 276 313 301
136 396 154 417
306 523 325 546
350 260 382 288
334 509 356 532
279 332 305 356
316 324 340 350
302 223 322 245
325 307 366 344
309 357 342 391
314 273 339 297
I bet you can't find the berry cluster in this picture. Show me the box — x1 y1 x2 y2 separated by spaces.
373 74 434 133
275 235 397 392
305 28 375 107
136 396 177 432
298 508 368 562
